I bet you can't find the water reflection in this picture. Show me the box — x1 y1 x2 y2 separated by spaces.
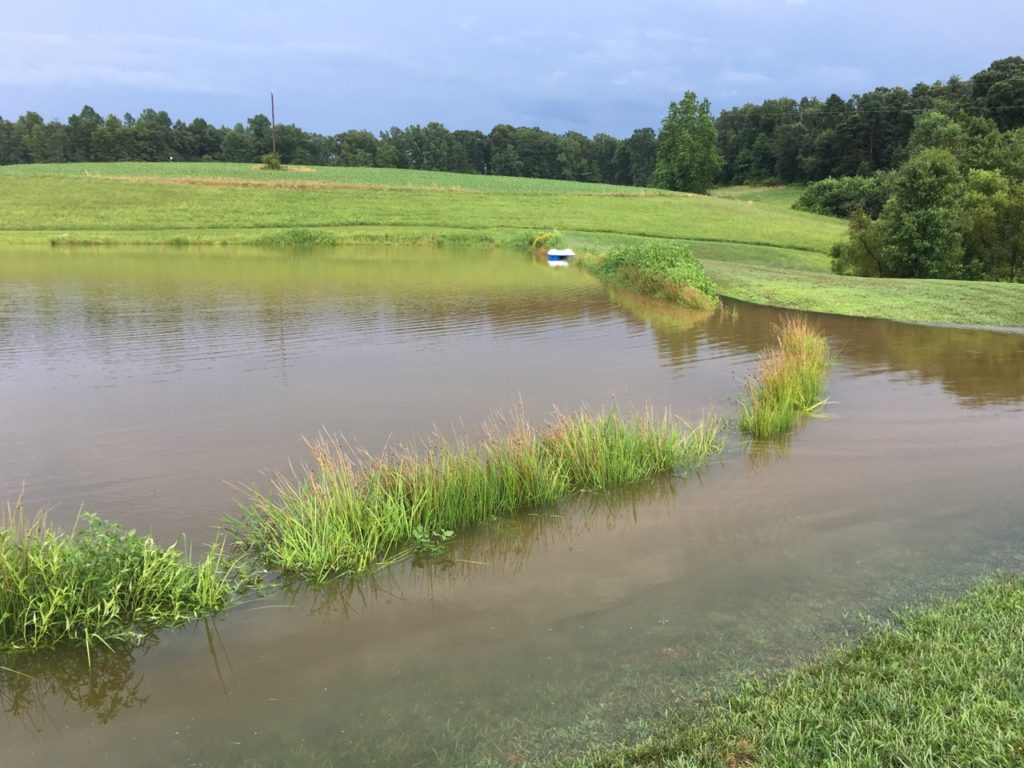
3 249 1020 410
2 641 152 727
703 301 1024 407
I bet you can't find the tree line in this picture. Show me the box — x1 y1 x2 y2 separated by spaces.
718 56 1024 185
0 107 660 186
3 57 1019 189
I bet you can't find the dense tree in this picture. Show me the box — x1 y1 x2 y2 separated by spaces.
971 56 1024 130
622 127 658 187
879 148 965 278
654 90 721 193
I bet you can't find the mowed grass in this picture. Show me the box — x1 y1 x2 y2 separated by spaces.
738 317 833 438
704 260 1024 327
231 409 724 583
1 163 1022 327
710 184 807 210
0 163 843 253
576 574 1024 768
0 507 241 658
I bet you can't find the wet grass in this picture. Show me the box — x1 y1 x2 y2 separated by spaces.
738 317 833 438
577 574 1024 768
231 409 724 583
578 243 720 311
0 506 241 659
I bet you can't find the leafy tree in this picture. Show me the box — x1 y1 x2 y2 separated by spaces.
375 127 407 168
91 114 130 161
450 130 488 174
134 108 174 160
971 56 1024 130
796 171 894 219
622 127 658 187
590 133 621 184
907 110 966 156
331 130 377 167
830 210 884 276
219 124 255 162
184 117 223 160
654 90 721 193
556 131 596 181
879 148 965 278
65 106 103 161
998 128 1024 182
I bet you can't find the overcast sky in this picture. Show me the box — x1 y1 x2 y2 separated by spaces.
2 1 1022 137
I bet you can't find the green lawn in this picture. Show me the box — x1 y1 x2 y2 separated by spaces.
1 163 1021 327
576 575 1024 768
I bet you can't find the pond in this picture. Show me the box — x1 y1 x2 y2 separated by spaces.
1 246 1022 767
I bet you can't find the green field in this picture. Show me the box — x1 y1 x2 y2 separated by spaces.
1 162 1022 327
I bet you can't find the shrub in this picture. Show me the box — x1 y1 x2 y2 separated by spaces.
795 172 894 219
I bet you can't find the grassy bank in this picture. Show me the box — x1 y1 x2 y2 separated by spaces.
577 243 720 311
739 318 833 438
1 163 1022 327
0 508 240 657
231 409 724 583
577 574 1024 767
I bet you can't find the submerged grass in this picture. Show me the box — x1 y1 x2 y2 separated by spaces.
0 505 242 658
578 243 721 311
738 317 833 438
577 574 1024 768
231 409 724 582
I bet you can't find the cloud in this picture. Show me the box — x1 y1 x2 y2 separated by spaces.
718 70 772 84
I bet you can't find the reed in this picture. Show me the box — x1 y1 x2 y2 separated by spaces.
738 317 833 438
0 506 241 658
232 409 724 582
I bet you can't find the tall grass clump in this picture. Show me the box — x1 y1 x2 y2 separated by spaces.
254 227 339 246
232 409 723 582
738 317 833 438
0 506 241 658
578 243 720 311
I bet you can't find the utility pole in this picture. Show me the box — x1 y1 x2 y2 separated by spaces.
271 92 277 156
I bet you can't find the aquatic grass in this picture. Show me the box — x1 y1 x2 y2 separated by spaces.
0 505 242 658
738 317 833 438
578 243 721 311
576 574 1024 767
232 409 724 582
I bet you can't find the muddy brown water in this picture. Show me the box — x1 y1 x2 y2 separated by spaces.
1 246 1023 767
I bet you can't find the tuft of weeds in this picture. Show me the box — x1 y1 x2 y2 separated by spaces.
0 503 245 659
738 317 833 438
578 243 720 311
231 409 724 582
253 228 339 246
